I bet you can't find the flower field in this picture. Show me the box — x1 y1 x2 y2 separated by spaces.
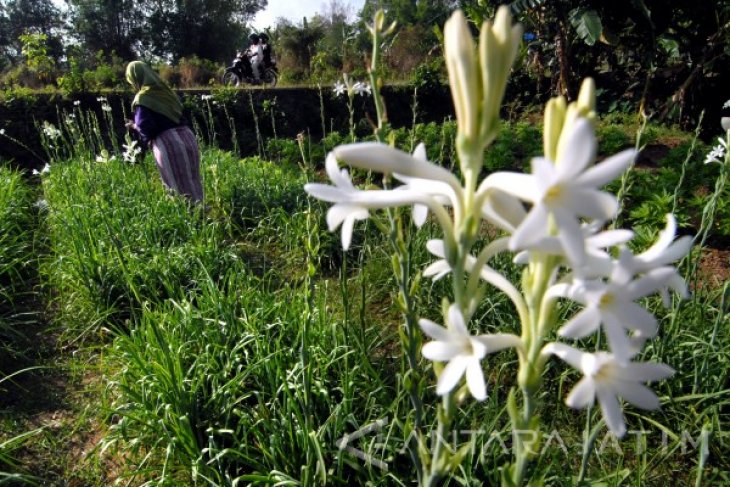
1 10 729 487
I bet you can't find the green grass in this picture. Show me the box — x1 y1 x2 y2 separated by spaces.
1 110 728 485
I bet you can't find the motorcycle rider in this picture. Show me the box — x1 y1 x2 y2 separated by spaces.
260 33 274 69
246 33 264 82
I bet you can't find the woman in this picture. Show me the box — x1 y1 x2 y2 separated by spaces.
125 61 203 202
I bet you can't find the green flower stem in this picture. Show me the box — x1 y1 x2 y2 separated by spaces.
388 209 425 484
425 392 456 487
511 254 559 485
368 11 425 483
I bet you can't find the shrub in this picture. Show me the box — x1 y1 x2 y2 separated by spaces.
178 56 218 88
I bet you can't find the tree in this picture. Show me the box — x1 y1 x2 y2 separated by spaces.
66 0 267 62
0 0 64 62
276 17 325 80
145 0 267 62
67 0 145 61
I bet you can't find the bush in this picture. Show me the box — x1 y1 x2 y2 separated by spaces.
0 65 47 90
157 63 181 87
177 56 218 88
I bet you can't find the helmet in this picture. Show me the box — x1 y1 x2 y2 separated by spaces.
248 33 260 43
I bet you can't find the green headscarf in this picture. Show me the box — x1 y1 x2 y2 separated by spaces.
126 61 183 124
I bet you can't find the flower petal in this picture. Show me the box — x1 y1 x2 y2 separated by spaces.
419 318 451 342
413 204 428 227
326 204 367 233
559 307 601 339
334 142 460 188
553 207 586 265
341 215 357 250
422 341 459 361
587 229 634 249
482 172 539 203
577 149 635 187
556 119 596 179
609 303 657 336
566 377 596 409
567 188 618 221
436 355 468 395
466 359 487 400
597 387 626 437
423 260 451 281
482 189 527 233
475 333 521 353
625 362 674 382
602 314 635 362
615 381 661 410
426 239 446 258
510 204 548 251
305 183 348 203
543 342 586 371
448 304 467 334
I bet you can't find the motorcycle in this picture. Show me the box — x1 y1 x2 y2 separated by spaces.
222 52 278 88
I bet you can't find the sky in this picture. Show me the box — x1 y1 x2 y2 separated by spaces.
251 0 367 30
49 1 367 31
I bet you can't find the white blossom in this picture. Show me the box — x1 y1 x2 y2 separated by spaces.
95 151 116 163
611 214 690 306
705 138 727 164
333 81 346 96
42 122 61 140
420 304 520 400
544 343 673 437
550 266 678 362
32 163 50 176
122 140 142 163
513 223 634 279
352 81 371 96
305 150 452 250
480 119 634 266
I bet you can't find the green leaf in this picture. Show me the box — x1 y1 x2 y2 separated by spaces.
570 8 603 46
509 0 545 15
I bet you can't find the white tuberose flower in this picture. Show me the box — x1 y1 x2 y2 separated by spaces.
612 214 691 306
305 148 451 250
305 143 465 250
420 304 520 400
352 81 371 96
480 119 634 265
306 153 368 250
550 266 677 362
513 223 634 279
544 343 674 437
333 80 346 96
32 163 51 176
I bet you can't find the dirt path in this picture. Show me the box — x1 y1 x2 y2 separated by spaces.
1 293 117 485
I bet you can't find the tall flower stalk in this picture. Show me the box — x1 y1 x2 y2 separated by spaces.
305 8 688 485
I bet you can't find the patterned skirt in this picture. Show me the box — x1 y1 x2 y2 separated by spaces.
152 126 204 202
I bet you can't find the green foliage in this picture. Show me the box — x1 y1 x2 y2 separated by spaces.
569 8 602 46
0 167 34 357
56 57 86 95
42 158 236 335
596 124 632 154
207 151 309 230
411 57 446 92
